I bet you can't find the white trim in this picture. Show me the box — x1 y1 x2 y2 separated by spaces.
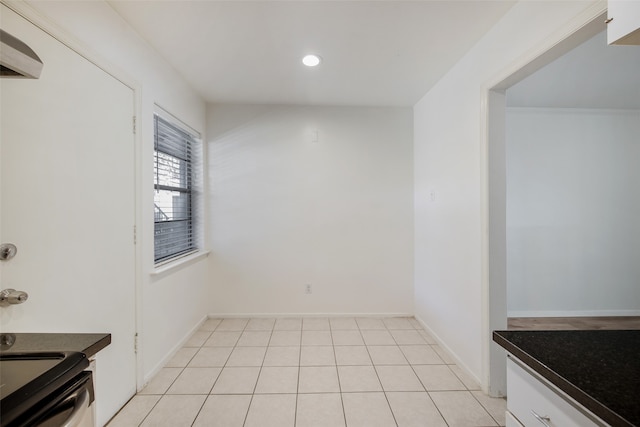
154 103 201 139
133 79 145 394
484 2 607 92
508 310 640 318
480 0 607 397
206 312 414 319
151 250 210 278
1 0 139 91
140 315 208 390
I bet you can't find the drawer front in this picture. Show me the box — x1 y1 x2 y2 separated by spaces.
506 410 525 427
507 358 605 427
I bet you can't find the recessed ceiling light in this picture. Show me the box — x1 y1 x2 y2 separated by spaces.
302 54 321 67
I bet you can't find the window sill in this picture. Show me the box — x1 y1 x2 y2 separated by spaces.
151 250 210 279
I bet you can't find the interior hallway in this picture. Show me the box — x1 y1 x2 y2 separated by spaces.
107 317 506 427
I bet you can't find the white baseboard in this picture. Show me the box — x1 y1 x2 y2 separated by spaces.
141 314 208 390
507 309 640 318
207 312 414 319
413 315 483 390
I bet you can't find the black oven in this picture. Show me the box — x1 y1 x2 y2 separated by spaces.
0 352 94 427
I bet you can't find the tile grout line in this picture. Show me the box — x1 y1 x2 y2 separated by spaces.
330 321 349 427
187 322 220 426
465 392 500 427
292 318 304 427
378 322 402 427
400 320 453 427
184 318 244 426
133 319 217 426
356 319 400 426
142 327 216 426
388 320 454 427
191 318 234 426
187 332 209 426
240 318 266 427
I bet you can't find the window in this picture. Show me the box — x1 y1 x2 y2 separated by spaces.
154 113 200 263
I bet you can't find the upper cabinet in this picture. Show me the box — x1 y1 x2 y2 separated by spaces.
607 0 640 44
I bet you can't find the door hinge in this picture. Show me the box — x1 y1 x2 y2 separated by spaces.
132 116 137 134
134 332 139 354
133 225 137 245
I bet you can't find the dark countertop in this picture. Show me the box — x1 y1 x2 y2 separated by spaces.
493 330 640 427
0 333 111 358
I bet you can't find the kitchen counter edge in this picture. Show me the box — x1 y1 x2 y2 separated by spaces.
493 330 636 427
0 333 111 358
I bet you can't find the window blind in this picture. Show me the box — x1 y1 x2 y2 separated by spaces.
154 114 198 263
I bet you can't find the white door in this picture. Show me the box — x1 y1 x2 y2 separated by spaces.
0 5 137 424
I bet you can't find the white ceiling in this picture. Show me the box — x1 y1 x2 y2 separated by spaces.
108 0 515 107
507 31 640 109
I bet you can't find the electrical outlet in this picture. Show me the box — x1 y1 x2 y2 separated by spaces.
305 284 312 294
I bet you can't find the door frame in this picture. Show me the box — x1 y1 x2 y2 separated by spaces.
3 0 145 391
479 2 607 395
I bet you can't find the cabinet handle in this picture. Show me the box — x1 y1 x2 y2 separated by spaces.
531 410 552 427
605 17 613 24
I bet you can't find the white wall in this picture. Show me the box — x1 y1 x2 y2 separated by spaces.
6 2 210 424
207 105 414 316
413 0 601 385
506 108 640 316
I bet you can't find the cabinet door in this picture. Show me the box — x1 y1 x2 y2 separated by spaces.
608 0 640 45
507 359 605 427
0 5 136 425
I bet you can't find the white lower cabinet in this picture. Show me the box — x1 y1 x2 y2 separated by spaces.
506 357 607 427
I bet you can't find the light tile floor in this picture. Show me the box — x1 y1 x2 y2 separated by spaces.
107 317 506 427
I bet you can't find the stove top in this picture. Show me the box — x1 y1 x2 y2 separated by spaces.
0 351 89 426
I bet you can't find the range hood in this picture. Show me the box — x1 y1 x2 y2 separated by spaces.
1 29 43 79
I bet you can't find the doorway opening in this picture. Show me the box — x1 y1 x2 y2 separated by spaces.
482 8 610 396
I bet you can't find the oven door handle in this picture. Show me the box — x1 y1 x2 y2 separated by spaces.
60 388 90 427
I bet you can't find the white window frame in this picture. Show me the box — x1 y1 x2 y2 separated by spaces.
153 108 203 266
